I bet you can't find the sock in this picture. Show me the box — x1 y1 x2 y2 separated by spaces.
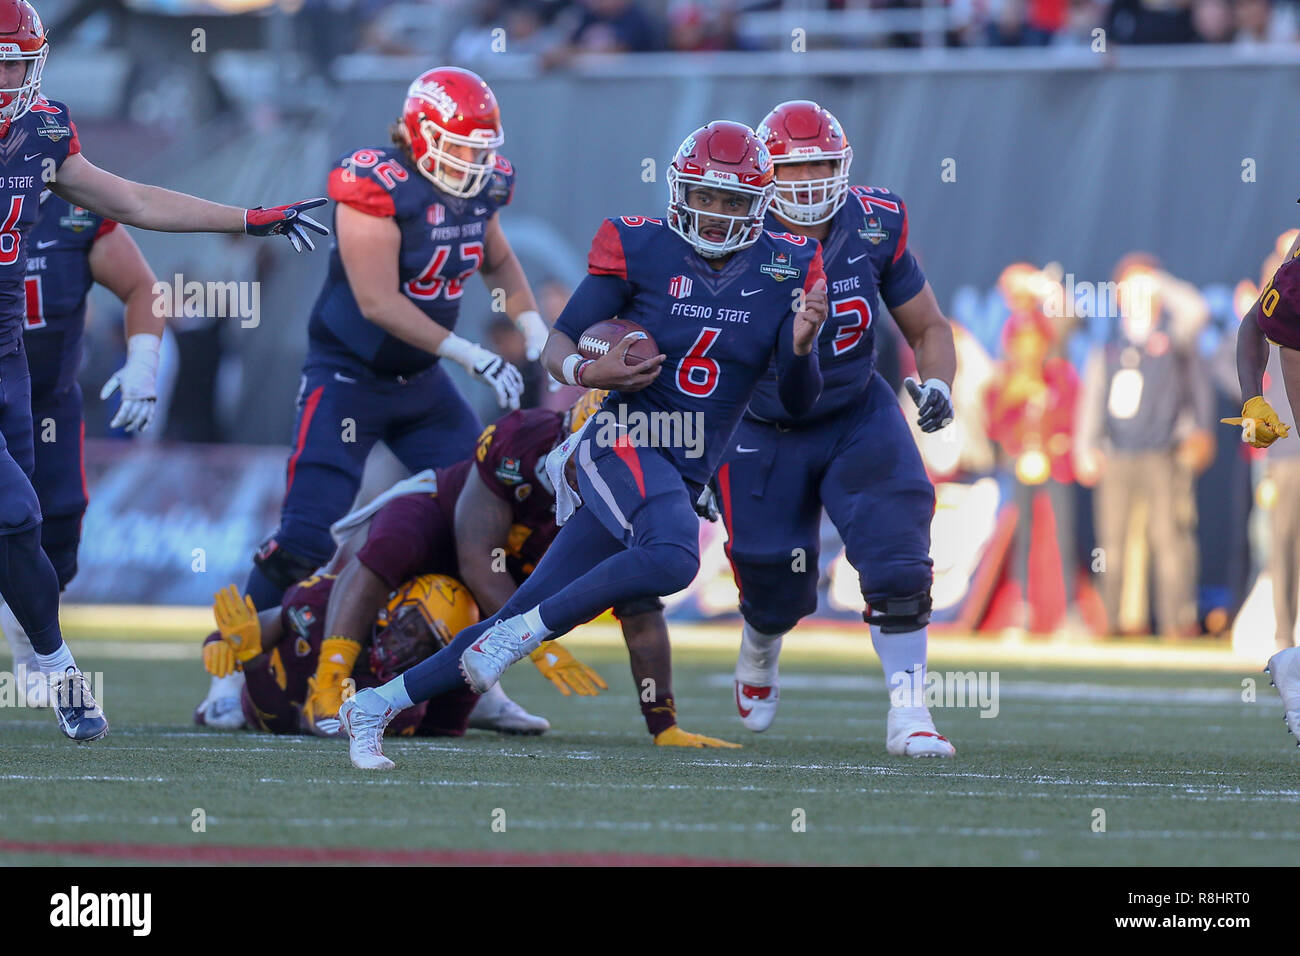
0 601 36 670
376 673 415 710
640 689 677 737
0 526 64 653
870 624 928 708
35 642 76 676
520 606 552 641
735 620 786 685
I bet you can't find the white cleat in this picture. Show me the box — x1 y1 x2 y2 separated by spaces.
734 681 780 732
339 688 397 770
193 672 248 729
468 683 550 735
886 706 956 757
1266 646 1300 746
460 616 545 694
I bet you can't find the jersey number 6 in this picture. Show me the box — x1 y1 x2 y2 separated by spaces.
677 326 721 398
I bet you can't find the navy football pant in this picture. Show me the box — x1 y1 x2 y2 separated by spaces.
30 383 88 590
401 437 700 704
247 360 482 610
717 372 935 635
0 342 64 654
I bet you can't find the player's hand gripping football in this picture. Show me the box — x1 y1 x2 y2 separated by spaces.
244 198 330 253
791 277 829 355
582 333 665 392
904 377 955 432
212 584 264 665
1222 395 1290 449
654 726 742 748
529 643 609 697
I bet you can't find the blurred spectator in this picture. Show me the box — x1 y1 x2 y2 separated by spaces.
487 314 546 408
1191 0 1235 40
542 0 661 66
1075 259 1214 637
449 0 559 62
666 0 745 50
985 266 1083 634
1105 0 1199 44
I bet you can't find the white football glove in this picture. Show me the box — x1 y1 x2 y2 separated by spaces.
436 333 523 410
100 333 161 433
515 310 550 362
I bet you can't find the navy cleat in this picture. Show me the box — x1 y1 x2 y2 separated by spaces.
52 667 108 742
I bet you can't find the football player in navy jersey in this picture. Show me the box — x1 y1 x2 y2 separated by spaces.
339 120 829 769
0 0 328 741
0 191 160 707
720 100 958 756
241 66 549 620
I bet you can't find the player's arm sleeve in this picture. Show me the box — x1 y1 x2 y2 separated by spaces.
774 250 826 417
879 201 927 310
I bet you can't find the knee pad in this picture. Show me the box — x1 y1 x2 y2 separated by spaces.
252 535 324 591
734 559 819 635
864 591 932 633
612 594 665 619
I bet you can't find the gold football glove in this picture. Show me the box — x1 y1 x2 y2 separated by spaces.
529 642 608 697
213 584 264 663
653 726 742 749
202 634 238 678
1222 395 1291 449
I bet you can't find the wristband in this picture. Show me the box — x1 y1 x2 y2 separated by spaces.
575 359 595 388
561 352 585 386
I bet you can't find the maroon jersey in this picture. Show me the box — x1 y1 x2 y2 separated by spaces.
1257 250 1300 351
356 408 564 590
471 407 564 579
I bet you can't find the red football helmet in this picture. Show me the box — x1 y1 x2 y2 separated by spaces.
0 0 46 135
401 67 504 198
757 100 853 226
666 120 774 258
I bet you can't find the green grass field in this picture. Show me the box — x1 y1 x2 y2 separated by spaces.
1 619 1297 866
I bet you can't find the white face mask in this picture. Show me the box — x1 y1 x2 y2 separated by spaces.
666 169 774 258
770 149 853 226
0 47 45 125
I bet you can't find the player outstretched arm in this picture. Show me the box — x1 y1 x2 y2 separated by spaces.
891 282 958 432
50 154 327 251
336 203 522 408
87 224 162 433
479 213 548 360
454 465 605 696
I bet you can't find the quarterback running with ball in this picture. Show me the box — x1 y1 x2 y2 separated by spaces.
339 120 828 769
721 100 958 756
0 0 327 742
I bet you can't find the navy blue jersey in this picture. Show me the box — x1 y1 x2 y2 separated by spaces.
23 192 113 395
747 185 925 424
0 98 82 354
307 146 515 376
556 216 825 485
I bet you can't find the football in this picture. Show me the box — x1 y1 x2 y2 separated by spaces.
577 318 660 366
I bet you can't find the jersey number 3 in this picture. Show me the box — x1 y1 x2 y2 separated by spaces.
830 296 872 356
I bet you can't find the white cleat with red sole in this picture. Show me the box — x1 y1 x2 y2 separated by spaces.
734 680 780 732
1266 646 1300 746
887 706 956 757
